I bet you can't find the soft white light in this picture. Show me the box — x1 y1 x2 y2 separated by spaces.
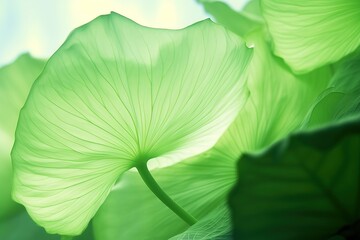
0 0 209 66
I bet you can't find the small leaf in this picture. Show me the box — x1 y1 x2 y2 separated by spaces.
229 117 360 240
12 12 252 235
262 0 360 73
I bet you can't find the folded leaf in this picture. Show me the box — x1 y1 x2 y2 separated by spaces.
12 12 252 235
262 0 360 73
0 54 45 220
199 0 263 38
307 51 360 127
213 31 331 160
229 117 360 239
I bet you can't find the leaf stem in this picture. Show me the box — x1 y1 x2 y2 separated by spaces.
136 163 197 225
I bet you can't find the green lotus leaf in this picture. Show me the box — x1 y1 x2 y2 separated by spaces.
92 29 332 239
11 12 253 236
0 54 45 220
229 117 360 239
261 0 360 73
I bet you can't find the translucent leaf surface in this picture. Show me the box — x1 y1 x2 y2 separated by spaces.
214 31 331 160
93 151 236 240
262 0 360 73
170 203 232 240
12 12 252 235
229 117 360 239
0 54 45 220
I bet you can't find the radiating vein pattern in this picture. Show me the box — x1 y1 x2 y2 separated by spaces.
11 13 252 235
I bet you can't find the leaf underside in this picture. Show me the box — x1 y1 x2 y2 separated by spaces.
11 12 252 235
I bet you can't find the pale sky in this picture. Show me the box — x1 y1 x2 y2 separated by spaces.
0 0 248 66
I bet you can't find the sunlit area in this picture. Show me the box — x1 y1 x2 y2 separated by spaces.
1 0 359 239
0 0 248 66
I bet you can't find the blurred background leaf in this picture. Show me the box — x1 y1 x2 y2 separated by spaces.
0 54 45 220
0 54 95 240
229 117 360 239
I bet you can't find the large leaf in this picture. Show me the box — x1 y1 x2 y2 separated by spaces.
261 0 360 73
229 117 360 239
0 54 45 220
11 12 253 236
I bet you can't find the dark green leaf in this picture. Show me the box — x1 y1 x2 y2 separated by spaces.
229 117 360 239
